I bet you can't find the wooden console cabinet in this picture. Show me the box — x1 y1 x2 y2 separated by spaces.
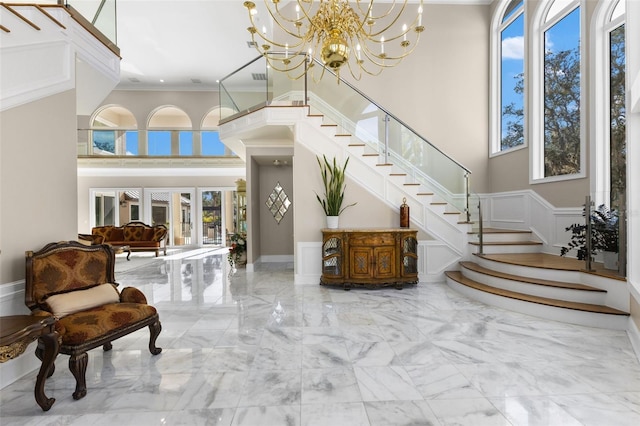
320 229 418 289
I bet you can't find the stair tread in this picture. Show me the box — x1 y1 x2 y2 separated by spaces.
470 241 542 246
459 261 605 292
446 271 628 316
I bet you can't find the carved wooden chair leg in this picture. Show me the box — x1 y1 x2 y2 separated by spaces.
69 352 88 400
103 342 113 351
35 342 56 378
35 332 58 411
148 320 162 355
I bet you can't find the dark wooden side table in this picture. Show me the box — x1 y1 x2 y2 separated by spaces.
0 315 59 411
112 244 131 260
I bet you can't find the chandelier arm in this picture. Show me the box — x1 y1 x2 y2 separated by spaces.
258 6 310 48
365 3 410 38
355 0 405 21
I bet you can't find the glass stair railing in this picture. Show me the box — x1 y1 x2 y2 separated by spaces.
219 54 472 222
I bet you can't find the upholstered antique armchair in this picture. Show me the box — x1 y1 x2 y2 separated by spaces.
25 241 162 400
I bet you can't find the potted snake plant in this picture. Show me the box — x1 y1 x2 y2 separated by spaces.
315 154 356 228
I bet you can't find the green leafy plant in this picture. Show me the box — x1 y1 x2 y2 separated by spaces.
315 154 356 216
228 232 246 266
560 204 619 260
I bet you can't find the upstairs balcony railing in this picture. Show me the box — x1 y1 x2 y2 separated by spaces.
61 0 117 45
219 54 472 222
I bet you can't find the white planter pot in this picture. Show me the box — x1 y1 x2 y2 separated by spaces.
326 216 339 229
603 251 618 270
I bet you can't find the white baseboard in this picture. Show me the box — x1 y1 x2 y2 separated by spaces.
258 255 294 263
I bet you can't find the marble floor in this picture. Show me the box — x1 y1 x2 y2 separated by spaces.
1 248 640 425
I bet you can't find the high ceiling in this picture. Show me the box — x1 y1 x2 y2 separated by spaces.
115 0 258 91
112 0 491 92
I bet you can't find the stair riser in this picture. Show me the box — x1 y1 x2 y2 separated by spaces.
470 233 534 243
446 278 628 330
473 255 584 283
460 268 606 305
471 244 542 255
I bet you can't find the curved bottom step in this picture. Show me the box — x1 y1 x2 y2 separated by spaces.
445 271 629 330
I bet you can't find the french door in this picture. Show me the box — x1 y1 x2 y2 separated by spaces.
198 188 234 246
145 189 195 248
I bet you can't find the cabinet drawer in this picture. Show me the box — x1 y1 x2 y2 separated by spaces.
349 233 394 246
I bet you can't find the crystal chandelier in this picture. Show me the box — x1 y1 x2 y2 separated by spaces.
243 1 424 81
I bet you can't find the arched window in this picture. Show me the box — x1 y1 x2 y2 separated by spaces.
491 0 525 155
592 0 626 209
147 106 192 156
531 0 583 181
90 106 138 155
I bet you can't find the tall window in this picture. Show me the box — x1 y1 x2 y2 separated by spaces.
607 2 626 210
532 0 583 180
543 5 581 177
497 0 525 152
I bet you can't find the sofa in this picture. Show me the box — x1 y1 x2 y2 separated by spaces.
25 241 162 400
88 221 168 257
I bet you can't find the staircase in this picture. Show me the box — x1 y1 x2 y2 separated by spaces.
218 59 629 329
0 3 119 112
445 228 629 330
300 109 472 266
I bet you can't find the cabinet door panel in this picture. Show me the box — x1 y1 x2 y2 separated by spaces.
374 247 396 279
350 247 372 279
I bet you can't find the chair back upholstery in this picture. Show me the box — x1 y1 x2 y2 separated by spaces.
25 241 116 312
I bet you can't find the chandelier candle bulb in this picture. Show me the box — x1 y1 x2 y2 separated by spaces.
419 6 423 26
403 24 407 41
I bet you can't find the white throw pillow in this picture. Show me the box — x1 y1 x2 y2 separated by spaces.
46 284 120 318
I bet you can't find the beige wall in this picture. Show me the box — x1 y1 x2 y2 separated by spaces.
346 4 491 194
293 143 430 245
0 90 78 284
